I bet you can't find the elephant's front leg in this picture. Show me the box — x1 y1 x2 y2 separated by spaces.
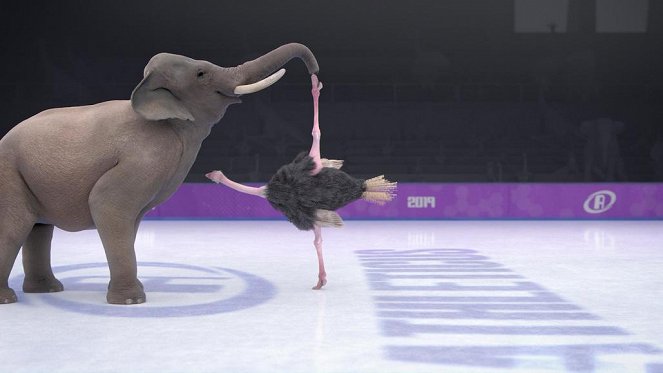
89 169 151 305
95 214 145 305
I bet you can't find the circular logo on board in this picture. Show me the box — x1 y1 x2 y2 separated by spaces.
13 262 276 317
583 190 617 214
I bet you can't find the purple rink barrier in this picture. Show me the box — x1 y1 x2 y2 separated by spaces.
145 183 663 220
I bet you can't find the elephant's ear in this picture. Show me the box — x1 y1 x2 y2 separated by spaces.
130 73 194 121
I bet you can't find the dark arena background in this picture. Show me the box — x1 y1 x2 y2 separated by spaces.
1 2 663 373
2 1 662 184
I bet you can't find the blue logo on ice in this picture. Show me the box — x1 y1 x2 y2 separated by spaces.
26 262 276 317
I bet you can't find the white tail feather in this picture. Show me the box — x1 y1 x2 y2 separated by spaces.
362 175 397 205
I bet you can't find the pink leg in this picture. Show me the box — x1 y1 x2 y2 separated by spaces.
309 74 323 175
312 225 327 290
206 171 266 198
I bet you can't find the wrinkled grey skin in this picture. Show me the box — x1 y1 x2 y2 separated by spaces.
0 43 318 305
580 118 626 181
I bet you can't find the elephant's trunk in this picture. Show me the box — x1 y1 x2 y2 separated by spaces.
233 43 319 94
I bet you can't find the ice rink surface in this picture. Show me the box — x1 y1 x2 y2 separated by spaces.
1 220 662 373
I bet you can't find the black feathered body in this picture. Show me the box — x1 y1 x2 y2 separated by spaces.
266 152 365 231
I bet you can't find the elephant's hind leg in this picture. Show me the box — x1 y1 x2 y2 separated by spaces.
22 224 64 293
0 202 37 304
0 237 22 304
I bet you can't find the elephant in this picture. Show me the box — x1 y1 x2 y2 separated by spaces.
580 117 626 181
0 43 319 305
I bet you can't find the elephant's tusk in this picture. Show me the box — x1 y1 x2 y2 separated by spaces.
234 69 286 95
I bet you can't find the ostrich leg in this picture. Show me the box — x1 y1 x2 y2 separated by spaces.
312 225 327 290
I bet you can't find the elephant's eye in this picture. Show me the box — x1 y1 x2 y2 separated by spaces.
197 71 206 78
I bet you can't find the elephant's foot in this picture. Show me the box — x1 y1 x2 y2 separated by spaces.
107 279 146 305
0 287 18 304
23 275 64 293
